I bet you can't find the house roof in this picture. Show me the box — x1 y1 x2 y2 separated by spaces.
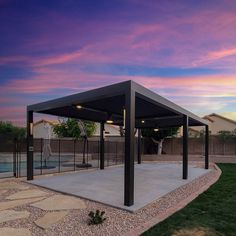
28 80 207 128
202 115 214 123
204 113 236 125
33 119 58 126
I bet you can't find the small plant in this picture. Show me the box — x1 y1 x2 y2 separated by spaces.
88 210 106 225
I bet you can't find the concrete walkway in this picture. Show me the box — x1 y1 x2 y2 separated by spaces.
30 163 210 212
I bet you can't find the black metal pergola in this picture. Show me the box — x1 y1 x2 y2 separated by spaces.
27 80 209 207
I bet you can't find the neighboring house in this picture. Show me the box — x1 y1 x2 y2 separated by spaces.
93 124 139 137
177 127 201 138
93 124 121 136
33 119 58 139
203 113 236 134
193 113 236 135
33 120 123 138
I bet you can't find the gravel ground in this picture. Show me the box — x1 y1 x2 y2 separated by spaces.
0 162 219 236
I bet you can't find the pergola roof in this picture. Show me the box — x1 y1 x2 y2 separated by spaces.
28 80 207 128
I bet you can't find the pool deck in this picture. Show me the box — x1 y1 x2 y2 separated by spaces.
30 163 210 212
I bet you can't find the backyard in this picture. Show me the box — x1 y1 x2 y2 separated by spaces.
142 163 236 236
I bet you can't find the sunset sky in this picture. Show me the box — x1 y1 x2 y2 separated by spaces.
0 0 236 126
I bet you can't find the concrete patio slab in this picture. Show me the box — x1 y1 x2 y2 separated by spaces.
34 211 68 229
30 163 210 212
31 195 86 211
6 189 48 200
0 228 31 236
0 210 30 223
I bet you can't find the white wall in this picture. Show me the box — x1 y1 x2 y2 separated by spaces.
33 122 58 139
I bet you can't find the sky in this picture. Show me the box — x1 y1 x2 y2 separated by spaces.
0 0 236 126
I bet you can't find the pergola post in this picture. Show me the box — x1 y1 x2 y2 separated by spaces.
124 88 135 206
27 110 34 180
183 115 188 179
205 125 209 169
137 129 141 164
100 122 105 170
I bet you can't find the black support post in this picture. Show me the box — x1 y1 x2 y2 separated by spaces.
27 110 34 180
205 125 209 169
182 115 188 180
124 88 135 206
137 129 141 164
100 122 105 170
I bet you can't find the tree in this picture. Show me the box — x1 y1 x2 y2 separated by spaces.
53 118 96 168
53 118 96 139
141 127 179 155
218 130 236 140
0 121 26 141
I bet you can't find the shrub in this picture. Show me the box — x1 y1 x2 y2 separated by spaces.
88 210 106 225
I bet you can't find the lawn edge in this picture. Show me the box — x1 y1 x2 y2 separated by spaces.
126 163 221 236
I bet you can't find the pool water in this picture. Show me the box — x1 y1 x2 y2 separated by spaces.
0 161 60 173
0 163 13 172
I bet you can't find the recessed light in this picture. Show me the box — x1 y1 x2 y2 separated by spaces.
154 128 159 132
141 120 145 124
76 105 82 109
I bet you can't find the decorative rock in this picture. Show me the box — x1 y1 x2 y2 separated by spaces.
0 182 29 190
0 210 30 223
0 228 31 236
0 190 7 195
31 195 86 211
6 189 48 200
34 211 68 229
0 197 45 211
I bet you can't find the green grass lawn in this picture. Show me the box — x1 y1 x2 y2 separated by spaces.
142 164 236 236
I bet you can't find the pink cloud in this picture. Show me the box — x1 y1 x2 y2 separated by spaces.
2 67 236 98
34 50 83 67
209 47 236 60
1 72 236 125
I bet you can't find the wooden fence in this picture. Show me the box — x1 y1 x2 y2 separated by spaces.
0 136 236 156
162 136 236 155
